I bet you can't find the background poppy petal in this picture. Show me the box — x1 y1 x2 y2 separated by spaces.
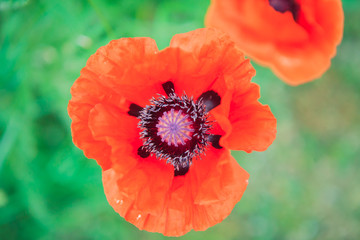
205 0 344 84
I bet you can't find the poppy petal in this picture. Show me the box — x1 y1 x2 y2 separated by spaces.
68 38 163 169
205 0 344 84
68 76 117 170
89 104 174 216
88 103 138 144
221 83 277 152
84 37 165 106
103 148 249 236
157 28 258 144
169 28 255 95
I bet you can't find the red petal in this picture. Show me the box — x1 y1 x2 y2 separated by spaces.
103 148 249 236
68 38 161 169
221 83 277 152
205 0 344 84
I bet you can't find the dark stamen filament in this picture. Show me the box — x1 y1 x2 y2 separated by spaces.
162 81 175 96
197 90 221 112
174 164 190 176
137 146 150 158
128 103 143 117
208 134 223 149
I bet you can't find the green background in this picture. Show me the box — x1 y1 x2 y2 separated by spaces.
1 0 359 239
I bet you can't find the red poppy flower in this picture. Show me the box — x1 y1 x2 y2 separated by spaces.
68 28 276 236
205 0 344 85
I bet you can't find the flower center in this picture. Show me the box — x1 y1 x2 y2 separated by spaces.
128 81 223 176
137 93 211 175
268 0 300 21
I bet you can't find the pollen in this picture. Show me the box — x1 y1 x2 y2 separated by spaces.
156 109 194 147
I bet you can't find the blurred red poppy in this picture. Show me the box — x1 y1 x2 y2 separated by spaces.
68 28 277 236
205 0 344 85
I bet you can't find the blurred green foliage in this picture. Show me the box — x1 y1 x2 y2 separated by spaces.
1 0 360 239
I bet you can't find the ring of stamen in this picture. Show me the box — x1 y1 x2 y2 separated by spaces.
137 93 212 172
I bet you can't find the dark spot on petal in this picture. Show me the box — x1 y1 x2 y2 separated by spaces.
128 103 143 117
268 0 300 21
162 81 175 96
137 146 150 158
208 134 223 149
174 164 189 176
197 90 221 112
